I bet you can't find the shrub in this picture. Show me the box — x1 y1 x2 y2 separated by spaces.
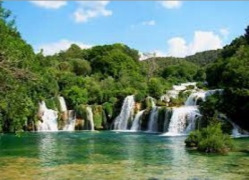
103 102 114 119
145 97 155 109
75 104 87 119
186 85 195 90
185 130 201 148
45 98 57 110
92 105 103 129
134 91 146 102
185 123 233 154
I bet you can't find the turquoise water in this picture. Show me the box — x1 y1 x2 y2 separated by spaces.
0 131 248 180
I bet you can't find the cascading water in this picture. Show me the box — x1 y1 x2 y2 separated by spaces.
185 89 223 106
63 110 76 131
59 96 67 112
59 96 77 131
161 83 197 103
163 87 208 135
223 117 243 137
86 106 95 131
173 82 197 91
37 96 79 132
232 123 242 137
165 106 201 135
164 89 224 135
147 107 159 132
38 101 58 131
163 109 172 132
113 95 135 130
185 91 205 106
130 110 145 131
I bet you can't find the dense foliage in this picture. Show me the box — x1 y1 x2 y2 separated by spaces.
206 27 249 130
0 3 248 133
185 123 233 154
185 50 221 66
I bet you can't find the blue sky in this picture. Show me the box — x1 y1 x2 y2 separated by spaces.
3 1 249 57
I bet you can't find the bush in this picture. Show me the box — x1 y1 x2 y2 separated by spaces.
45 98 58 110
185 130 201 148
185 123 233 154
148 78 163 98
103 102 114 119
92 105 103 129
134 91 146 102
186 85 195 90
75 104 87 119
145 97 155 109
63 86 88 107
72 59 92 76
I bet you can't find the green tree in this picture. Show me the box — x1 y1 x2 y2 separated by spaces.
72 58 92 76
63 86 88 108
148 78 163 98
206 25 249 130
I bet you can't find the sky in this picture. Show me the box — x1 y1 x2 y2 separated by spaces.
3 1 249 58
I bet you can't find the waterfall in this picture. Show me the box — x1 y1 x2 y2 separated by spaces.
173 82 197 91
147 107 159 132
59 96 77 131
165 106 201 135
161 83 197 103
160 90 179 103
113 95 135 130
163 87 206 135
86 106 95 131
232 124 242 137
163 109 172 132
59 96 67 112
223 117 242 137
185 91 206 106
185 89 223 106
63 110 76 131
130 110 145 131
38 101 58 131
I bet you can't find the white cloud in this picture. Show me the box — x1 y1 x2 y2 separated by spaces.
160 1 182 9
36 39 92 55
167 37 188 57
190 31 222 54
30 1 67 9
166 31 223 57
219 28 230 38
142 20 156 26
73 1 112 23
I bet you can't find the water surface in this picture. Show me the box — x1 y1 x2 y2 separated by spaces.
0 131 248 179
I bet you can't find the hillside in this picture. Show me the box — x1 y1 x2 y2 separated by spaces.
0 2 248 132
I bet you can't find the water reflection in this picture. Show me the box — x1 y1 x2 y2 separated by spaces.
38 133 59 167
0 131 248 179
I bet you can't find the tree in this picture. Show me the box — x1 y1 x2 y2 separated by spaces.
72 58 92 76
58 44 83 60
63 86 88 108
206 25 249 130
245 25 249 43
148 78 163 99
